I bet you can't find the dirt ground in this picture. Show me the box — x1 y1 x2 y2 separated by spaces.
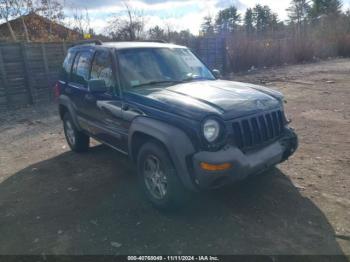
0 58 349 256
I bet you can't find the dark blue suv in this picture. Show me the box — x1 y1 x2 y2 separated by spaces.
56 40 298 209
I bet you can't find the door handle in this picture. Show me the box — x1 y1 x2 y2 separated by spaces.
122 104 130 111
84 94 96 103
122 104 144 115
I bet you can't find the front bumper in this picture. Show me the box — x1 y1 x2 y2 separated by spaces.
192 128 298 189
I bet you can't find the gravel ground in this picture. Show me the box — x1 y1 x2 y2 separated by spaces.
0 58 349 256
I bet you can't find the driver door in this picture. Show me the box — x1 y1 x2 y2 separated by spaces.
86 49 127 152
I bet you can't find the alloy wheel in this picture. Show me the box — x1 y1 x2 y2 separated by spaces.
65 120 76 146
143 155 168 200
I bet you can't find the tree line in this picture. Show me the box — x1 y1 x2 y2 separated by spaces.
1 0 348 43
104 1 197 46
1 0 349 71
200 0 346 37
199 0 350 69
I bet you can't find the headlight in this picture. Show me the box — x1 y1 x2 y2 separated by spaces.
203 119 220 143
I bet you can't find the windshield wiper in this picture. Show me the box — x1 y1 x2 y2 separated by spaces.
132 80 182 88
181 76 211 83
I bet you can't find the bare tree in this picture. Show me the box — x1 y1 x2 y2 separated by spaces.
37 0 64 39
72 8 91 37
13 0 34 42
164 21 174 41
0 0 17 41
106 0 146 41
287 0 310 37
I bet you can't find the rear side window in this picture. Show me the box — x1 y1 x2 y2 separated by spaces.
71 51 93 86
60 51 75 80
90 50 116 93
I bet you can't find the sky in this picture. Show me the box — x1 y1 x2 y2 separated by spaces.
62 0 350 35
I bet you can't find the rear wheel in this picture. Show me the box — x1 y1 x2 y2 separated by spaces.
63 113 89 152
137 141 190 210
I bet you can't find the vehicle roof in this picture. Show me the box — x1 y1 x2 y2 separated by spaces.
70 41 187 51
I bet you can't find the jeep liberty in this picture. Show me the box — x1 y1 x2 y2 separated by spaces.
56 40 298 209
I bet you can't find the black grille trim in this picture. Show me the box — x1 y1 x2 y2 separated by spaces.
230 110 286 150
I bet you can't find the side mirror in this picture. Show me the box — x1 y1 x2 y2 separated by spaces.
88 79 107 93
212 69 221 79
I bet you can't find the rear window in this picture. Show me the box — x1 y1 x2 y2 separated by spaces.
71 51 93 86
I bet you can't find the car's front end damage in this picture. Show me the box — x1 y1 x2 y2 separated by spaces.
192 126 298 189
128 79 299 191
170 81 298 190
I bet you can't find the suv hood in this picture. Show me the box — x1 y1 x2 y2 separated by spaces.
125 80 283 121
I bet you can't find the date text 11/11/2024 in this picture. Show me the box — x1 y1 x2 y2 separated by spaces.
127 256 220 261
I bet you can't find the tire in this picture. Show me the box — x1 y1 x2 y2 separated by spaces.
63 113 89 153
137 141 190 210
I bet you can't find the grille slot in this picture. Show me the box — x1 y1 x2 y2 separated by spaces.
231 110 285 150
242 120 252 147
232 122 244 148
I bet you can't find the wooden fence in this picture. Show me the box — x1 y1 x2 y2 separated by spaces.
0 42 69 111
0 38 226 111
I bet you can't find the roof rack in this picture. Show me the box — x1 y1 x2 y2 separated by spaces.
144 40 167 43
115 40 167 43
70 39 103 47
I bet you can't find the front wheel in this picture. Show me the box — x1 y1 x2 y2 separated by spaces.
63 113 89 152
137 141 190 210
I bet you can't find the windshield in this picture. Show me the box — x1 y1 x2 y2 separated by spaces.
117 48 215 89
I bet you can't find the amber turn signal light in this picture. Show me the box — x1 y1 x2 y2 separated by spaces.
200 162 232 171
